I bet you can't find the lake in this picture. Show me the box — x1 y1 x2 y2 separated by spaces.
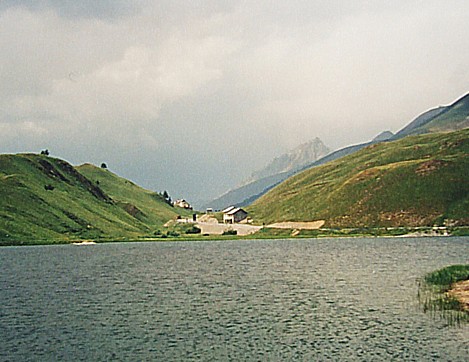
1 237 468 360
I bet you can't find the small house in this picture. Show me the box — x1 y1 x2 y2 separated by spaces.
173 199 193 210
223 206 248 224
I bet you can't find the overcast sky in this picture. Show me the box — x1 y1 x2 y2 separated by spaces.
1 1 468 206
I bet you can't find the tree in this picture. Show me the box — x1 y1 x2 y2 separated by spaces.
162 190 173 206
100 163 108 169
40 149 49 156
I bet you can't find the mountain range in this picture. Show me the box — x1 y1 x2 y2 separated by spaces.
1 92 468 243
204 138 330 210
249 128 469 227
208 92 469 211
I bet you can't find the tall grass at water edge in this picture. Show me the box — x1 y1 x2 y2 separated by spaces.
417 265 469 326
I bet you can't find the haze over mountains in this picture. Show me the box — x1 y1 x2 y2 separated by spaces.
205 93 469 211
204 138 330 210
241 138 330 187
247 92 469 227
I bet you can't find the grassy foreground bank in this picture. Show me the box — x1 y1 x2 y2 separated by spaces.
418 265 469 325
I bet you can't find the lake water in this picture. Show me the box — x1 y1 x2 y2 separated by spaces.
1 237 468 361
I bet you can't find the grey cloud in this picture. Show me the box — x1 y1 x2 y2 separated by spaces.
1 1 469 205
0 0 140 19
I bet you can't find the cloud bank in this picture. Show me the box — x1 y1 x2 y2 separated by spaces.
1 1 468 205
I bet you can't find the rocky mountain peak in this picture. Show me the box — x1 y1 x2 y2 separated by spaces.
242 138 330 186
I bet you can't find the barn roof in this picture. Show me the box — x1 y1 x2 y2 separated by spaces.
222 206 236 213
226 207 246 215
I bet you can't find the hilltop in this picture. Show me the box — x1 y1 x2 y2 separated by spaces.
248 129 469 227
392 93 469 138
0 154 188 244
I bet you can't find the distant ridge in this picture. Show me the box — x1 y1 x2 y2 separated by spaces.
298 92 469 174
249 128 469 227
390 107 448 138
240 138 330 187
204 138 330 210
391 92 469 139
372 131 394 142
205 92 469 211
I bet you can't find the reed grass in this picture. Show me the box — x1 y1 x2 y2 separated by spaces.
418 265 469 326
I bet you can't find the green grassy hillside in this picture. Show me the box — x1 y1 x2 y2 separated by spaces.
248 129 469 227
76 163 186 226
0 154 185 244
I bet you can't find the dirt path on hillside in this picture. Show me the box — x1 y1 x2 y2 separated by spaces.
266 220 325 229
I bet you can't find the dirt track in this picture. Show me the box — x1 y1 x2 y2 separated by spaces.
266 220 325 229
196 222 262 236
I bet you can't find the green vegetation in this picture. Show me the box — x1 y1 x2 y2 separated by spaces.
418 265 469 325
249 129 469 228
185 225 202 234
222 229 238 236
161 220 201 236
254 226 461 239
0 154 190 245
423 265 469 291
2 127 469 245
76 163 192 225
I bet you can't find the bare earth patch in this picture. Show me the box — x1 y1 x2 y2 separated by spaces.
267 220 325 230
196 222 262 236
415 159 447 175
448 280 469 312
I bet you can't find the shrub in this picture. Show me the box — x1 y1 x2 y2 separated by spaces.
185 226 201 234
222 229 237 236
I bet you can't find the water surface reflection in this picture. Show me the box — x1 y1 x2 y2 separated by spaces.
1 237 468 360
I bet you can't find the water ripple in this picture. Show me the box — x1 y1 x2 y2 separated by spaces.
1 237 468 360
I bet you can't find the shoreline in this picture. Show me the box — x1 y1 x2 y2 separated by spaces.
1 227 467 247
448 280 469 312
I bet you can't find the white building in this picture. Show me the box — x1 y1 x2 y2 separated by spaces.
222 206 248 224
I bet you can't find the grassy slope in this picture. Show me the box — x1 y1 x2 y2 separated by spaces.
0 154 184 244
248 129 469 227
76 163 191 226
